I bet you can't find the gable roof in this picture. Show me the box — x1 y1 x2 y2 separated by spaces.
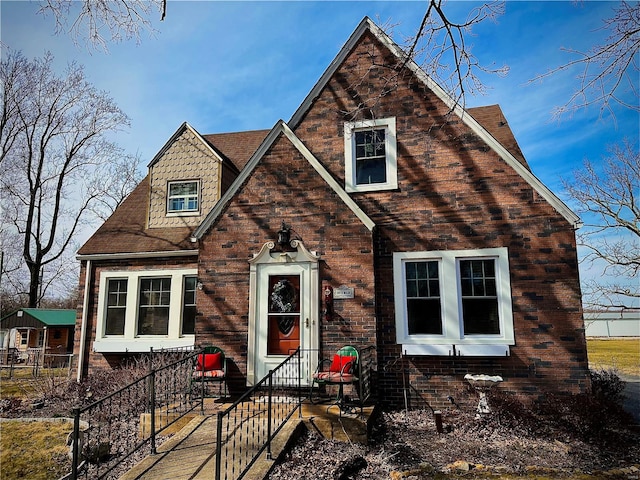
203 130 271 172
467 105 528 169
77 128 270 258
289 17 580 228
191 120 375 240
148 122 224 169
1 309 76 328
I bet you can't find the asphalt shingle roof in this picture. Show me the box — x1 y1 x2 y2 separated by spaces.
77 108 526 257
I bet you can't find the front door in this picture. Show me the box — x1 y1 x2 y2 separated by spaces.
247 240 320 386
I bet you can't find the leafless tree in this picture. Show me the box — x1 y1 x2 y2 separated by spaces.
531 1 639 120
38 0 165 51
0 50 142 307
398 0 508 107
565 140 639 310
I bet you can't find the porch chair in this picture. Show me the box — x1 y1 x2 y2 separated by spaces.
310 345 361 415
190 346 227 400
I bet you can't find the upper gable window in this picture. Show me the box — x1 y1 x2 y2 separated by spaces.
344 117 397 193
167 180 199 214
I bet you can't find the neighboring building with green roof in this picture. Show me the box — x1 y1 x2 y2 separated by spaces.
1 309 75 361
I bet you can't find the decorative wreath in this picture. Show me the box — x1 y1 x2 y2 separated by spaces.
271 279 297 313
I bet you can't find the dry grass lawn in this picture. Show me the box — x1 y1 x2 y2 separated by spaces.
0 420 72 479
587 338 640 376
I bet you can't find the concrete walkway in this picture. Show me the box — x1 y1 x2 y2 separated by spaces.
119 401 374 480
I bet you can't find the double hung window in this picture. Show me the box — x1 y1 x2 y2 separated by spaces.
105 279 127 335
394 248 514 356
182 276 197 335
138 277 171 335
344 117 397 192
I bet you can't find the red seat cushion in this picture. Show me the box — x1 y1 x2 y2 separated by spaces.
329 355 356 374
193 369 225 378
196 352 222 371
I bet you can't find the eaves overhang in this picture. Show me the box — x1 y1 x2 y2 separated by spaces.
76 249 198 261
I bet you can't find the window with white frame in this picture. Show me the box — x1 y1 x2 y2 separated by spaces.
182 276 197 335
105 278 127 335
167 180 199 214
138 277 171 335
393 247 514 356
344 117 397 192
94 268 197 353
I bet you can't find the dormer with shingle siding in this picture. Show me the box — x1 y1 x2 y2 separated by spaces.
147 123 227 228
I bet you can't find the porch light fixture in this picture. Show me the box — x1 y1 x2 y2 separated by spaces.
277 221 291 246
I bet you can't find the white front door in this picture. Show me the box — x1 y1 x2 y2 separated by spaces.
247 241 319 386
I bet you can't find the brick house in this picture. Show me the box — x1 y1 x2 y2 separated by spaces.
75 18 590 405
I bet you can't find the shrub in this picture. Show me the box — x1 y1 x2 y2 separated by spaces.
590 368 625 404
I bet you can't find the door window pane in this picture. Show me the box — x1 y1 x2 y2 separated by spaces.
267 275 300 355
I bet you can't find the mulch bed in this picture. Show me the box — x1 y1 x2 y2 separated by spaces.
269 402 640 479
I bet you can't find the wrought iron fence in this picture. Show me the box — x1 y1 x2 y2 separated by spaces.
356 345 376 406
215 348 302 480
69 348 199 479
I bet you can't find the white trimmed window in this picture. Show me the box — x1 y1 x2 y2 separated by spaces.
344 117 397 192
95 268 197 353
105 278 127 335
181 276 197 335
393 248 514 356
167 180 199 214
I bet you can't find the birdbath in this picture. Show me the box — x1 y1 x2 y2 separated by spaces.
464 374 503 414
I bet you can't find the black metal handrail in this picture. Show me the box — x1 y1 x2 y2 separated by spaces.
214 348 302 480
69 348 199 479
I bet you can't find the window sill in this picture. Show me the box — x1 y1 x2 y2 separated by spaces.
166 211 200 217
346 182 398 193
94 337 195 353
401 343 511 357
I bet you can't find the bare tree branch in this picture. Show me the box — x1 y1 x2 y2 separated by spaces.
530 1 640 120
393 0 508 109
565 139 639 309
38 0 165 51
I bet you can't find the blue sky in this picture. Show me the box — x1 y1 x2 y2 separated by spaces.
2 1 638 300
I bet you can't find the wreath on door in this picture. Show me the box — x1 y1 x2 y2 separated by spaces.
270 279 297 313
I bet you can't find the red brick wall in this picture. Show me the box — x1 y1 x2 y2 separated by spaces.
286 31 589 407
197 134 376 394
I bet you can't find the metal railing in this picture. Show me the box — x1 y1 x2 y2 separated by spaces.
215 348 302 480
355 345 376 406
69 348 199 479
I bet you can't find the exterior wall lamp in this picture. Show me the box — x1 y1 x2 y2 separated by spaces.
277 221 291 246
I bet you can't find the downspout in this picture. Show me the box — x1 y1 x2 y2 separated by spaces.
76 259 91 383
